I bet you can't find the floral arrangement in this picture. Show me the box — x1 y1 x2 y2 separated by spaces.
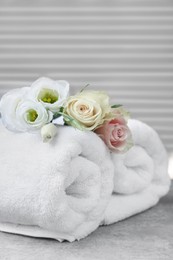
0 77 133 153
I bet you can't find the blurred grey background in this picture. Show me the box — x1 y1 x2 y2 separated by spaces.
0 0 173 153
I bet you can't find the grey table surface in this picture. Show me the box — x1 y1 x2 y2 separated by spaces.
0 183 172 260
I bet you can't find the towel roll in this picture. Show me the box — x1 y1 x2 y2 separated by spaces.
0 121 114 241
0 119 170 241
103 119 170 225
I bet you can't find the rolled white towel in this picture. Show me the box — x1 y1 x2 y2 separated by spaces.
103 119 170 224
0 119 170 241
0 120 114 242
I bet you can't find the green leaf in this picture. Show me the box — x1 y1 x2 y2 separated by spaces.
59 106 64 113
58 112 85 131
53 112 61 120
111 104 122 108
52 107 65 120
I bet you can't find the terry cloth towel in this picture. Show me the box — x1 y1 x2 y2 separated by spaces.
0 119 170 241
0 120 114 242
103 119 170 225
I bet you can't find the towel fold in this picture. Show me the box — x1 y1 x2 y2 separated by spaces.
0 119 170 241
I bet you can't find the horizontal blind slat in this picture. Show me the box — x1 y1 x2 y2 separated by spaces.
0 1 172 152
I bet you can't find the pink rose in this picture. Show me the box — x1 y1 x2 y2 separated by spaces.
95 116 133 153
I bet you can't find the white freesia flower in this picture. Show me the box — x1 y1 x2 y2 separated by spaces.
41 123 58 143
0 87 52 132
29 77 69 113
0 87 29 132
15 100 53 132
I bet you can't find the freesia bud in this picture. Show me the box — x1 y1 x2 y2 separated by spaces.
41 123 57 143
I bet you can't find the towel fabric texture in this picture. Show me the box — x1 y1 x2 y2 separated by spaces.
0 119 170 241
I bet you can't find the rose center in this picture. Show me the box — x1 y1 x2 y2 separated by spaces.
26 109 38 122
112 126 125 140
79 105 87 111
117 128 123 138
38 88 59 104
77 104 89 114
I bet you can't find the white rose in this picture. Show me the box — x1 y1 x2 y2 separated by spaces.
29 77 69 113
0 87 29 132
64 90 111 130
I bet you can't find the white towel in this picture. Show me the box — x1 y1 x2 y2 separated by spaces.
103 119 170 224
0 120 114 242
0 119 170 241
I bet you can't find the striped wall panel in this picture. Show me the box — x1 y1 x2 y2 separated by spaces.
0 0 173 152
